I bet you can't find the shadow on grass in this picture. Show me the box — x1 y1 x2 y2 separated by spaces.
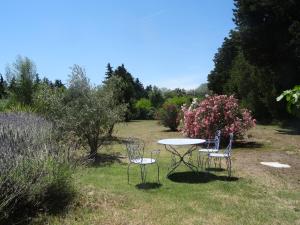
276 129 300 135
1 185 76 225
42 183 76 215
205 167 226 172
279 119 300 136
168 171 238 184
234 141 264 149
91 152 126 167
135 182 162 190
161 129 179 133
102 136 129 145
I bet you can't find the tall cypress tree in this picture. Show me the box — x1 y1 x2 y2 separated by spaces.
133 78 146 99
104 63 114 80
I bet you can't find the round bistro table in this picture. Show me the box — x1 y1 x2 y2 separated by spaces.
158 138 205 176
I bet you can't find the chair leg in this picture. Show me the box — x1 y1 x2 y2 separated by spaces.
227 157 232 177
205 156 210 170
140 165 147 183
127 164 130 184
201 154 208 170
189 152 193 164
144 165 147 182
157 163 160 183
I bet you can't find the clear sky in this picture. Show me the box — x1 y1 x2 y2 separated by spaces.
0 0 235 89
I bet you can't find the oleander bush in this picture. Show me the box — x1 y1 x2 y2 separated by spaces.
0 112 75 223
181 95 256 138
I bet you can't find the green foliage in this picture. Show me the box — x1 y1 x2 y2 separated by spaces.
193 83 211 97
105 63 114 80
163 88 187 99
234 0 300 119
0 113 75 224
34 83 65 119
6 56 37 105
133 78 146 99
104 64 137 120
157 103 181 131
208 31 240 95
0 74 6 98
35 65 127 158
149 86 164 108
208 0 300 121
0 99 9 112
225 52 271 120
277 85 300 116
4 102 37 113
165 96 191 108
134 98 155 119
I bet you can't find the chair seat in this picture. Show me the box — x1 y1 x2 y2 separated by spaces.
131 158 156 165
199 148 219 153
209 153 230 158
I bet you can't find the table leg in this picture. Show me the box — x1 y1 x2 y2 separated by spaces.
165 145 198 176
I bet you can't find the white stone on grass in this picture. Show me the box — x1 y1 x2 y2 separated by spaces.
260 162 291 168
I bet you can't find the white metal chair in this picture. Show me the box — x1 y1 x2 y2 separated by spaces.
125 137 160 184
207 133 233 177
197 130 221 168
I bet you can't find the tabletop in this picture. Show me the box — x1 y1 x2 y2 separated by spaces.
157 138 205 146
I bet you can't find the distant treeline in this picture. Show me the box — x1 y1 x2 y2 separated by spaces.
0 56 210 119
208 0 300 122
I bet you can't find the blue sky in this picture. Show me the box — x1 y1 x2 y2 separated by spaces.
0 0 235 89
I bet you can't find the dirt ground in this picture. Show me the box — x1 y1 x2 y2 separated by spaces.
234 125 300 190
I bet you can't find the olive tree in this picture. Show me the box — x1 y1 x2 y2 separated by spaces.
34 65 127 158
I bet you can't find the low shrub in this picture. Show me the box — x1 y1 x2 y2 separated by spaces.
134 98 155 119
181 95 256 138
0 112 75 223
164 96 191 107
157 103 181 131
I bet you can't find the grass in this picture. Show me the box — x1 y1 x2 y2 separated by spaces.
32 120 300 225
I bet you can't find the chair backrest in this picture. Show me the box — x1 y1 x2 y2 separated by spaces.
214 130 221 150
224 133 234 156
125 137 144 161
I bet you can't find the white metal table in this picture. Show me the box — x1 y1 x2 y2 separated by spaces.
158 138 205 176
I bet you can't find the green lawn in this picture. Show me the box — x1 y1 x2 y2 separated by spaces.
33 120 300 225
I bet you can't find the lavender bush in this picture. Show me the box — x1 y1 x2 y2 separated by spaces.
0 112 74 223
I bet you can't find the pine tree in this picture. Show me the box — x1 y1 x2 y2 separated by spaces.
54 79 65 89
104 63 114 80
133 78 146 99
0 74 6 98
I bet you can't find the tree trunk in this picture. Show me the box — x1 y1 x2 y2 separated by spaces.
107 123 115 137
88 144 98 160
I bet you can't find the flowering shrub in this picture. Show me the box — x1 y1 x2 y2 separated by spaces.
181 95 256 138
